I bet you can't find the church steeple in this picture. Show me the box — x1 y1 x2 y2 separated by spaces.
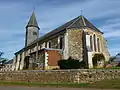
25 11 40 46
26 11 40 29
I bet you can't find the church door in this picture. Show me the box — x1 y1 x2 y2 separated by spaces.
23 56 29 69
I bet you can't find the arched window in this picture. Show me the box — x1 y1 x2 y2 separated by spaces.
45 42 47 48
97 38 100 52
48 41 51 48
93 34 97 52
47 41 52 48
90 36 93 51
59 36 64 49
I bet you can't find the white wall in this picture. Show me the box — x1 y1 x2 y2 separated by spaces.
19 52 25 70
86 34 93 68
63 32 69 59
15 54 20 70
11 56 16 71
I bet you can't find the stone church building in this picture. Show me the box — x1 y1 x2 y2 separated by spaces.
13 12 110 70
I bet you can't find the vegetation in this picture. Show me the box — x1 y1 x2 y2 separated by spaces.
58 57 86 69
0 81 89 88
104 53 120 68
92 53 105 68
0 51 8 68
109 53 120 63
109 56 116 63
0 78 120 89
89 78 120 89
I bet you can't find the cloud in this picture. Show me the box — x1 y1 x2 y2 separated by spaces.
0 0 120 59
98 18 120 39
109 47 120 56
104 30 120 38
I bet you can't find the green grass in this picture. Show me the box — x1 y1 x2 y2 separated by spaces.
107 67 120 69
89 78 120 89
90 67 120 69
0 78 120 89
0 82 89 88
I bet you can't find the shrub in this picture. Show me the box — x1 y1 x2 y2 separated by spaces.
58 57 85 69
92 53 105 68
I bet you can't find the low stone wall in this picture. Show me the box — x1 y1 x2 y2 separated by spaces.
0 69 120 83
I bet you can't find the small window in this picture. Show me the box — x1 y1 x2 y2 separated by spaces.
45 42 47 48
93 34 97 52
59 36 64 49
47 41 52 48
97 38 100 52
49 42 51 48
33 32 37 35
90 36 93 51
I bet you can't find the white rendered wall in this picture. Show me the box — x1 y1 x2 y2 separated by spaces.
86 34 93 68
63 32 69 59
41 42 46 49
19 52 25 70
45 52 48 67
11 56 16 71
15 54 20 70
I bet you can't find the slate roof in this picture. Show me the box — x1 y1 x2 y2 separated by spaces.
43 15 103 36
28 15 103 45
15 15 103 55
45 15 103 33
26 11 40 29
5 59 13 64
67 15 103 33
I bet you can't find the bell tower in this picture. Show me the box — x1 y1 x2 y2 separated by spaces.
25 11 40 46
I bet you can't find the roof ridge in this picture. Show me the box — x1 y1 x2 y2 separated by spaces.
81 15 86 26
66 16 81 29
83 16 103 34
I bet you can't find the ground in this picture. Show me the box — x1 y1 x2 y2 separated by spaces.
89 78 120 89
0 78 120 89
0 86 118 90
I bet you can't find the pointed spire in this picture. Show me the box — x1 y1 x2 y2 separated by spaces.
26 11 40 29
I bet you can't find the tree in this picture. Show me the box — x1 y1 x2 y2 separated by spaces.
116 53 120 56
109 53 120 63
0 51 8 68
109 56 116 63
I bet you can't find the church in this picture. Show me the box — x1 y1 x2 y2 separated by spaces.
12 12 110 70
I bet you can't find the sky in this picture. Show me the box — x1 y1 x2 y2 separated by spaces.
0 0 120 59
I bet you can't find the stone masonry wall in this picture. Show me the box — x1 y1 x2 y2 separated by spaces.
68 29 83 61
51 37 58 49
0 69 120 83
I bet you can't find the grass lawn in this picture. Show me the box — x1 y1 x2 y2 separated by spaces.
0 82 89 88
88 78 120 89
0 78 120 89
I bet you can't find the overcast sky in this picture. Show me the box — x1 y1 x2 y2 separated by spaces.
0 0 120 59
